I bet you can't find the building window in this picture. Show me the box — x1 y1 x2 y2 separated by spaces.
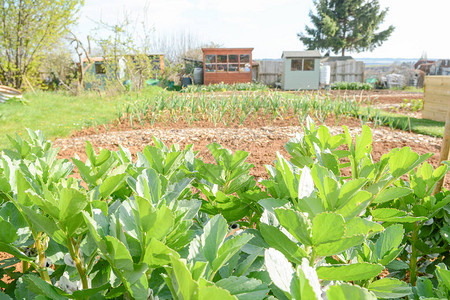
303 59 314 71
229 64 239 72
217 55 227 63
229 55 238 63
205 53 251 73
291 58 315 71
205 55 216 63
240 54 250 63
95 62 106 74
205 63 216 72
291 59 302 71
217 64 227 72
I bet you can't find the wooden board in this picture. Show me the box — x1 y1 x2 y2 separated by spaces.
423 76 450 122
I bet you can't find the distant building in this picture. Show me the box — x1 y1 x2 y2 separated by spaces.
281 50 321 90
414 59 436 74
202 48 253 85
81 54 164 89
430 59 450 75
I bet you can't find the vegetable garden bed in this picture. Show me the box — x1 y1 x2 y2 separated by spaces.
0 121 449 299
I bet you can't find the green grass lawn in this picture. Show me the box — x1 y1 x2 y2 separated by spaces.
0 86 164 150
359 108 444 137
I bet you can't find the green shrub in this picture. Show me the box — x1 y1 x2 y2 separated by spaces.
331 81 373 90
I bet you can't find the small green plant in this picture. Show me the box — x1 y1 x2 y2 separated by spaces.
181 82 269 93
401 98 424 112
331 82 373 90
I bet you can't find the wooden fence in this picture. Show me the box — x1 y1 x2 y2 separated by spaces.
423 76 450 122
253 60 283 86
324 60 365 83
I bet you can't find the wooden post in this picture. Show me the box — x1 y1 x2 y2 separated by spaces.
433 106 450 194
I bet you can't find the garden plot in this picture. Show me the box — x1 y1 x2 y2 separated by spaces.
54 88 440 180
54 124 444 184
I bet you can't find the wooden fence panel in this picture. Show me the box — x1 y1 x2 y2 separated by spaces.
325 60 364 83
255 60 283 85
423 76 450 122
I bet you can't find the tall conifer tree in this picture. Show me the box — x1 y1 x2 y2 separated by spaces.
298 0 394 56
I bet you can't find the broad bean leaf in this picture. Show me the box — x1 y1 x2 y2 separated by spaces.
0 216 18 244
215 276 269 300
259 223 307 264
368 278 412 299
264 248 293 293
311 212 345 245
372 187 412 204
374 224 404 261
327 283 377 300
314 235 365 257
274 208 312 246
371 208 427 223
317 263 384 281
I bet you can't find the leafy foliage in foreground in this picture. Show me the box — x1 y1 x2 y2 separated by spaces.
0 121 449 299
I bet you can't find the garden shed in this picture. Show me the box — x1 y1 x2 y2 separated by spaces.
202 48 253 85
281 50 321 90
81 54 164 90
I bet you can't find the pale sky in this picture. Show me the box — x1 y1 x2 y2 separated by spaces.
76 0 450 59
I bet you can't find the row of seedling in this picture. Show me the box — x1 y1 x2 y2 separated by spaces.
118 90 367 128
181 82 269 93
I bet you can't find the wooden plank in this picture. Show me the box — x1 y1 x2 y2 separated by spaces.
424 94 450 103
424 75 450 121
423 99 450 107
422 110 446 118
423 111 446 122
423 106 448 114
425 76 450 85
424 98 449 106
424 86 450 96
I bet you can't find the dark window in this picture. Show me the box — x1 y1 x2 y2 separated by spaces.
205 55 216 63
228 63 239 72
95 62 106 74
229 55 238 63
217 55 227 63
205 63 216 72
217 63 227 72
303 59 314 71
240 54 250 63
291 59 302 71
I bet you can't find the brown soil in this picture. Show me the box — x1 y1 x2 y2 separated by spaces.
0 252 21 285
58 90 437 183
56 110 444 185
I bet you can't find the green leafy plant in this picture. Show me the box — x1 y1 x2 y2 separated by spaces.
331 82 373 90
0 124 449 299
